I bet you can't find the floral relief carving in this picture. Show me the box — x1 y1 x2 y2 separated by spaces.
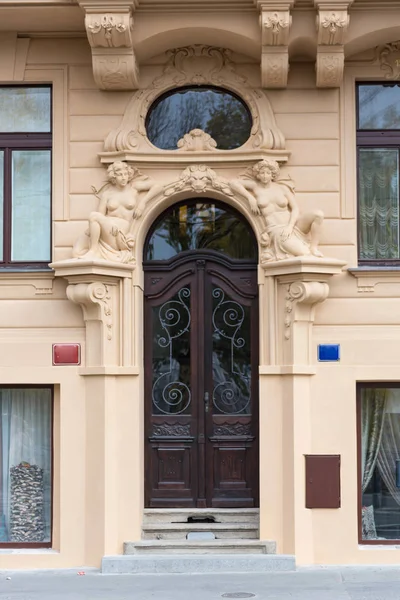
72 161 162 264
93 283 113 341
152 423 191 437
213 422 252 437
82 6 138 90
177 129 217 152
256 3 293 89
86 14 129 48
102 44 287 158
318 12 349 45
376 41 400 80
316 52 344 87
231 160 324 263
164 165 234 197
261 11 291 45
315 4 351 87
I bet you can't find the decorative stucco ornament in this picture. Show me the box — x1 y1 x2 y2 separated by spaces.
314 0 353 88
79 1 139 90
375 41 400 80
164 165 233 197
177 129 217 152
72 161 162 264
230 159 324 263
101 44 288 165
254 1 294 89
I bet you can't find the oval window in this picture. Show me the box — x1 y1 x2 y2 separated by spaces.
144 200 257 261
146 86 252 151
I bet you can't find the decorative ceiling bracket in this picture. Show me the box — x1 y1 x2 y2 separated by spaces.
314 0 353 88
78 0 139 91
254 0 294 89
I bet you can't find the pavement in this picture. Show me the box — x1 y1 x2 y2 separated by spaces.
2 567 400 599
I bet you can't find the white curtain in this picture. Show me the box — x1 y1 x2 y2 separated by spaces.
376 390 400 507
358 148 399 261
361 388 387 492
1 388 51 541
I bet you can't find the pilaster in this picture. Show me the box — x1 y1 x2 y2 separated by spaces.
254 0 294 88
258 257 345 562
51 258 141 560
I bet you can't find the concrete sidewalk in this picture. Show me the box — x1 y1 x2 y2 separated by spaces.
2 566 400 599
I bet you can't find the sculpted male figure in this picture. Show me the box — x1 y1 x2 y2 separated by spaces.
73 161 162 263
230 159 324 261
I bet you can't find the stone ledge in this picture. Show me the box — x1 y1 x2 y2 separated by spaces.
348 267 400 293
102 553 296 574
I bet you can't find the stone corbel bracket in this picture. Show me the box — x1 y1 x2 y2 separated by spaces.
261 257 346 367
79 1 139 90
314 0 353 88
50 259 135 369
254 1 294 88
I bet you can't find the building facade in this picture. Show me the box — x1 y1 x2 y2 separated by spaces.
1 0 400 571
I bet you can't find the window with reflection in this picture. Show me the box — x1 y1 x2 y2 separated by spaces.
359 384 400 543
0 86 52 268
145 201 257 261
146 87 252 151
357 84 400 264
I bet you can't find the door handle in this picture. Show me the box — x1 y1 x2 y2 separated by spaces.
204 392 210 413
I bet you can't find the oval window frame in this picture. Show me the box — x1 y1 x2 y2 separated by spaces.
145 85 253 151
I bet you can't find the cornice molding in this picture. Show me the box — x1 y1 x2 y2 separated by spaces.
78 0 139 90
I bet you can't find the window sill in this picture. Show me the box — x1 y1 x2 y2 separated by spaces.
0 269 55 296
0 548 57 554
348 267 400 293
359 544 400 550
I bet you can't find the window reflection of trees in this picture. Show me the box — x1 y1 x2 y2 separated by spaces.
146 87 251 150
146 203 257 261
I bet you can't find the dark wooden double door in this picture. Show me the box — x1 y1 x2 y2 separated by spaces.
144 254 259 508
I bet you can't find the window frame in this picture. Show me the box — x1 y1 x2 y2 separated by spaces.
145 84 253 151
356 82 400 266
0 384 54 549
357 381 400 545
0 85 52 270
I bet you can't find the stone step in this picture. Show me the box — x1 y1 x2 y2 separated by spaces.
142 522 259 540
143 508 259 525
124 539 276 555
102 553 295 574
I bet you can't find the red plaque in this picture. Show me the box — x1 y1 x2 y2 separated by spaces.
52 344 81 366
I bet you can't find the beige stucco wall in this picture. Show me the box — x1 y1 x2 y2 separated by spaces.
1 9 400 569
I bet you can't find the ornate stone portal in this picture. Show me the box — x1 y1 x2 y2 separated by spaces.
51 44 346 373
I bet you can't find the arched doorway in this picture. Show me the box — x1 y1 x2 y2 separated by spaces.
143 200 259 508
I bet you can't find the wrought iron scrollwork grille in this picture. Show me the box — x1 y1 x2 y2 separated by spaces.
152 287 192 415
212 287 251 415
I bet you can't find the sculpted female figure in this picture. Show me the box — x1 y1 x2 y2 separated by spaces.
73 161 162 263
231 160 324 261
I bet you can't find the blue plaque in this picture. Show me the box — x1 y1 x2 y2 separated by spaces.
318 344 340 362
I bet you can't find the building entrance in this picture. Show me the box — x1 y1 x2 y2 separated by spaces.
144 200 259 508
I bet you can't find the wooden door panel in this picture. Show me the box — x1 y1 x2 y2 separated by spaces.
144 254 259 509
205 267 259 508
149 443 195 506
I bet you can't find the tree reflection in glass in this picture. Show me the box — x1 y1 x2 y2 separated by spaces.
145 202 257 261
146 87 252 150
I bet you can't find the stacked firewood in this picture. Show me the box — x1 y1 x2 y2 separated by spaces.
9 462 45 542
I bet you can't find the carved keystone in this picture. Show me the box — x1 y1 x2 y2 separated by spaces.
78 0 139 90
254 0 294 88
314 0 353 88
